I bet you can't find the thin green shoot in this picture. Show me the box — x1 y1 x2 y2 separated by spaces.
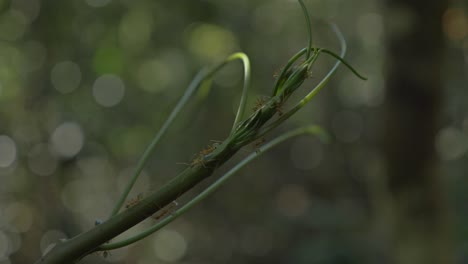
99 125 327 251
109 52 251 218
259 23 367 138
298 0 313 59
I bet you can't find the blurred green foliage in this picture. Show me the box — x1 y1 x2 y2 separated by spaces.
0 0 467 264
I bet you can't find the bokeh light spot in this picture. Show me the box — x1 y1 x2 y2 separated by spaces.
290 136 323 170
153 229 187 262
51 61 82 94
435 127 468 161
4 202 33 233
0 135 16 168
136 59 170 93
11 0 41 23
27 143 57 176
188 23 238 63
92 74 125 107
85 0 112 8
276 184 310 218
119 6 153 51
443 8 468 40
0 9 27 41
51 122 84 158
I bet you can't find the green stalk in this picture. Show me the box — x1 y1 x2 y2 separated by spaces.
99 126 327 251
109 53 251 218
272 48 308 97
298 0 313 59
228 53 251 135
35 3 367 263
259 23 367 138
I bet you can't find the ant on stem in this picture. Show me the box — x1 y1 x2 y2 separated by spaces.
152 201 179 221
178 143 218 168
125 193 144 209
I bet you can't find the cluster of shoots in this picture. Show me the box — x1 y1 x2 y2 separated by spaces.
99 0 365 252
36 1 366 263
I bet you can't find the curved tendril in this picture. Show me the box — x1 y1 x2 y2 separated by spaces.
320 49 367 80
108 69 208 218
298 0 313 59
281 50 320 90
99 125 326 251
109 53 251 218
228 53 251 135
259 23 367 138
272 48 309 97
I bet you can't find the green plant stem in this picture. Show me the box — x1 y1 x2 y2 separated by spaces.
259 24 367 138
99 125 326 251
36 12 367 264
108 69 207 218
272 48 308 97
298 0 313 59
229 53 251 135
109 52 251 218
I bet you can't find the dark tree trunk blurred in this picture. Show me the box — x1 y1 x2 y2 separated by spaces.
382 0 452 264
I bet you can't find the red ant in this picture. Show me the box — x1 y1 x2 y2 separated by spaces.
274 99 284 116
125 193 144 209
95 250 111 259
252 97 268 112
199 144 216 156
152 201 179 221
253 137 266 153
178 143 218 168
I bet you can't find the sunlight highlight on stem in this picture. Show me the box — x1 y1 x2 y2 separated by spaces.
228 53 251 135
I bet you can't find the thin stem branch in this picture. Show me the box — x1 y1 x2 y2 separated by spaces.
99 126 326 251
298 0 313 59
108 69 208 218
272 48 308 97
229 53 251 135
110 52 252 218
259 23 367 138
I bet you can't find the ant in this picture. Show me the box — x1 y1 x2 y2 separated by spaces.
94 250 111 259
199 144 216 156
252 96 269 112
178 143 217 168
253 137 266 153
152 201 179 221
188 143 218 168
274 98 285 116
125 193 144 209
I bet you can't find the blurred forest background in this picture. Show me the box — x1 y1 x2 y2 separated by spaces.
0 0 467 263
